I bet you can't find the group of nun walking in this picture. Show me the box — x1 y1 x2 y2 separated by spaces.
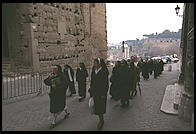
43 55 164 130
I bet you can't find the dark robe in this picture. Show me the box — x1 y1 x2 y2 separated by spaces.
130 65 140 93
109 66 121 100
149 59 153 75
118 66 132 104
137 61 143 73
153 60 159 78
160 60 164 73
142 62 149 80
63 67 76 94
89 67 109 115
44 73 68 113
76 67 88 97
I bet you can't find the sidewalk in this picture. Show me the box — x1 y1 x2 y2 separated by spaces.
2 83 91 131
2 62 192 131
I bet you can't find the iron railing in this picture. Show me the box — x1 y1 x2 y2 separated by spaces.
2 67 111 101
2 72 51 100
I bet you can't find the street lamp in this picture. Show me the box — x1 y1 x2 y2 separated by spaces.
175 5 183 17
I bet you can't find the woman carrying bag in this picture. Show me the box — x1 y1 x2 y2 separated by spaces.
89 58 109 130
44 65 70 129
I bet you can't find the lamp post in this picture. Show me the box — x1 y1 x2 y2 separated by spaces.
175 5 183 18
122 41 125 59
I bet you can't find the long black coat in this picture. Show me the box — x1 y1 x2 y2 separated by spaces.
118 66 132 99
89 67 109 115
129 65 140 92
63 67 76 94
153 60 159 78
142 62 149 79
64 67 74 83
44 73 68 113
109 66 121 100
76 68 88 97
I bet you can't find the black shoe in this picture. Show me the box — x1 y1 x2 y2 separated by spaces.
69 94 72 97
64 112 70 119
79 97 85 102
49 124 56 129
97 120 104 130
134 90 137 96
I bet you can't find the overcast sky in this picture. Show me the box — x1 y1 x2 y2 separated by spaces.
106 3 184 44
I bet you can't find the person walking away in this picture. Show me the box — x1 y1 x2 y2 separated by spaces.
89 58 109 130
64 64 76 96
109 61 121 101
118 59 132 108
44 65 70 129
142 60 149 80
137 58 143 74
153 60 159 79
149 59 153 75
76 62 88 102
129 61 136 99
129 60 140 98
160 59 164 74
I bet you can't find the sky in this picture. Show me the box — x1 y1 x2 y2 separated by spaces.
106 3 184 44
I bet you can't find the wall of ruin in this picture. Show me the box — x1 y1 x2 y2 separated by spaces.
90 3 107 60
4 3 107 72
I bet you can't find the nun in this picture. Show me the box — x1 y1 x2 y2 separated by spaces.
89 58 109 130
44 65 70 129
118 59 132 108
63 64 76 96
76 62 88 102
109 61 121 101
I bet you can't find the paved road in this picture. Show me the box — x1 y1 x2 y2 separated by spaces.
2 62 192 131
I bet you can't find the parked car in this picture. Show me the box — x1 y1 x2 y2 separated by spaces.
171 57 179 63
151 56 161 60
161 56 172 64
161 58 167 64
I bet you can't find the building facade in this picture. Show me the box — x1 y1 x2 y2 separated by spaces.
2 3 107 72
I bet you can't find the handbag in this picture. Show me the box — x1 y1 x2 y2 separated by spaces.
88 97 95 115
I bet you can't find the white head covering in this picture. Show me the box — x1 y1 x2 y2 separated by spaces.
97 58 101 64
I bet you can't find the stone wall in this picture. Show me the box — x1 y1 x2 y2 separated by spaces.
178 3 194 124
3 3 107 72
142 38 180 57
90 3 107 60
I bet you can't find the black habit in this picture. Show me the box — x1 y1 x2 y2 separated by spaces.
76 67 88 97
44 73 68 113
89 67 109 115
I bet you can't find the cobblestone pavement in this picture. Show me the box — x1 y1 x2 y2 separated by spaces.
2 62 192 131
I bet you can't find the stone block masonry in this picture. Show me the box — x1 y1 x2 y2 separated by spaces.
2 3 107 72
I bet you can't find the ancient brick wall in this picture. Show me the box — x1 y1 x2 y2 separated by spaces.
90 3 107 60
4 3 107 72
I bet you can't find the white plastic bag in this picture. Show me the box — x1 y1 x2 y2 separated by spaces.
88 97 95 115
